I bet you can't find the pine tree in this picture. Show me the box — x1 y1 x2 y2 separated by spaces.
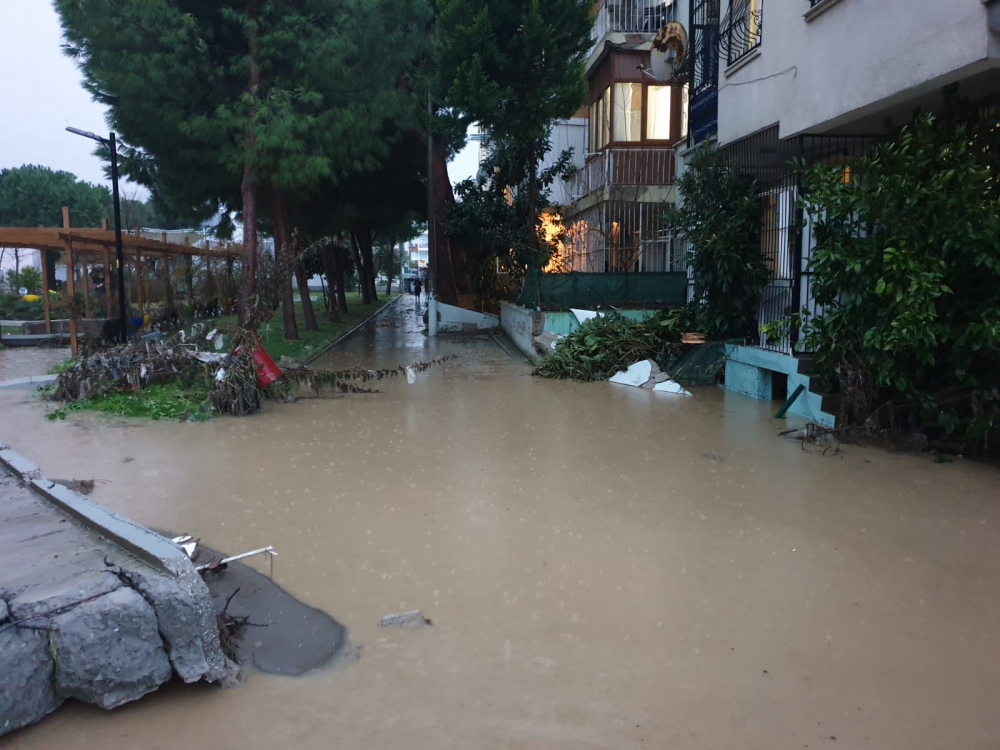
57 0 430 334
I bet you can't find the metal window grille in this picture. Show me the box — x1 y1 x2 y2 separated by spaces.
688 0 720 145
562 200 685 274
718 127 876 353
720 0 763 67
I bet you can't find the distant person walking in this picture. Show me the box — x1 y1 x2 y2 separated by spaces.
413 278 422 300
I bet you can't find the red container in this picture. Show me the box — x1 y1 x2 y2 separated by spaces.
251 346 282 387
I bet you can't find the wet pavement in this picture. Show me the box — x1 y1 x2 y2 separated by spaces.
2 293 1000 749
0 347 68 382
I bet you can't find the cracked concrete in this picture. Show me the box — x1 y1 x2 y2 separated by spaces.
0 453 231 737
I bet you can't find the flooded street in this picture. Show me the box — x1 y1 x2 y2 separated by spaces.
3 296 1000 749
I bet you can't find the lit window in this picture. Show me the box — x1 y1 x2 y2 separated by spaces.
614 83 643 142
646 86 672 141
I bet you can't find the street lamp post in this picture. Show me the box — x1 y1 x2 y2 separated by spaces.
66 127 129 343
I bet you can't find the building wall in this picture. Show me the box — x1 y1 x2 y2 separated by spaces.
545 118 589 207
717 0 996 144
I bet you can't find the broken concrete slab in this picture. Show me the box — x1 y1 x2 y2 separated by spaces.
8 569 123 624
609 360 653 387
609 359 693 396
0 449 232 736
653 379 692 396
50 586 174 709
121 567 228 684
570 308 603 325
0 628 61 736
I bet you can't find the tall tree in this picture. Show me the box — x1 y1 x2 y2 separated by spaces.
0 165 113 288
58 0 431 333
0 165 111 227
436 0 591 257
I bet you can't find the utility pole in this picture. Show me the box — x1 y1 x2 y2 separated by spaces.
66 127 129 342
426 95 438 337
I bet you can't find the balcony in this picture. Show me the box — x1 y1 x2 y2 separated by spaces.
590 0 678 55
565 148 676 202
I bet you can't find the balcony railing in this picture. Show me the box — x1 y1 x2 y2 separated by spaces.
591 0 678 54
566 148 676 201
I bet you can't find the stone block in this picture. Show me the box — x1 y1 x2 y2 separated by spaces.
0 627 61 736
50 587 173 709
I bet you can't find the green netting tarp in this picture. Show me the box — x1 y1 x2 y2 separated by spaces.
519 272 688 310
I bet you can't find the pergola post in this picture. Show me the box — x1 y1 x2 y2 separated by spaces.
62 207 78 357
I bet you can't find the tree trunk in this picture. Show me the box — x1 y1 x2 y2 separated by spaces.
385 244 394 295
270 193 299 341
321 245 341 323
430 134 460 305
361 230 378 302
334 244 349 314
350 232 371 304
295 263 318 331
238 21 261 328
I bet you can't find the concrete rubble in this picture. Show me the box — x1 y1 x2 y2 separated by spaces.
0 443 234 738
609 359 692 396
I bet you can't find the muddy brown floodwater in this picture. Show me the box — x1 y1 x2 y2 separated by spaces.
2 295 1000 749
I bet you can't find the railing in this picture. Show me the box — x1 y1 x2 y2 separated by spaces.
566 148 676 201
720 0 763 67
688 0 720 145
591 0 678 54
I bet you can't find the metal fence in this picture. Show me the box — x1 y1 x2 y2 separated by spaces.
565 148 676 201
718 126 876 353
560 199 684 274
519 271 688 310
688 0 720 145
591 0 679 53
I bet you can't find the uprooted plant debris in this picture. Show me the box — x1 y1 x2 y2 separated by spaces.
47 325 452 419
532 310 689 382
47 234 451 419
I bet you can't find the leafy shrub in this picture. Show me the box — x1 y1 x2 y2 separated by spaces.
533 311 683 381
797 108 1000 449
665 145 770 339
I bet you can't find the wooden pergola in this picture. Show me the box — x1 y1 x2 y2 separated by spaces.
0 207 241 356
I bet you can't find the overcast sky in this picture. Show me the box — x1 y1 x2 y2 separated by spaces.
0 2 479 196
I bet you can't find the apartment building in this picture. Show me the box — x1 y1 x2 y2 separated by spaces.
688 0 1000 415
557 0 690 274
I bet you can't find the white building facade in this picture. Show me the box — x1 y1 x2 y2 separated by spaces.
682 0 1000 415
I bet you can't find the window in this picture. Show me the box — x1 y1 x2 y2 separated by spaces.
646 86 672 141
723 0 762 67
614 83 643 142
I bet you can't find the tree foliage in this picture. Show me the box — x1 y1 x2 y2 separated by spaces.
665 146 769 339
796 110 1000 448
533 311 683 381
0 165 111 228
449 136 573 309
436 0 591 265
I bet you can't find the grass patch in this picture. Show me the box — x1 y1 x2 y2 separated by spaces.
213 292 396 362
47 381 211 422
1 326 20 334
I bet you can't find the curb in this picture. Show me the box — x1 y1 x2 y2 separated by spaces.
302 294 402 366
0 374 58 389
0 441 185 577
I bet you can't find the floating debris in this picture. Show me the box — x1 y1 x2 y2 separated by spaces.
380 610 433 628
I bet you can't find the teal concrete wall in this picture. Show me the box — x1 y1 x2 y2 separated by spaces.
543 310 655 335
724 345 835 428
